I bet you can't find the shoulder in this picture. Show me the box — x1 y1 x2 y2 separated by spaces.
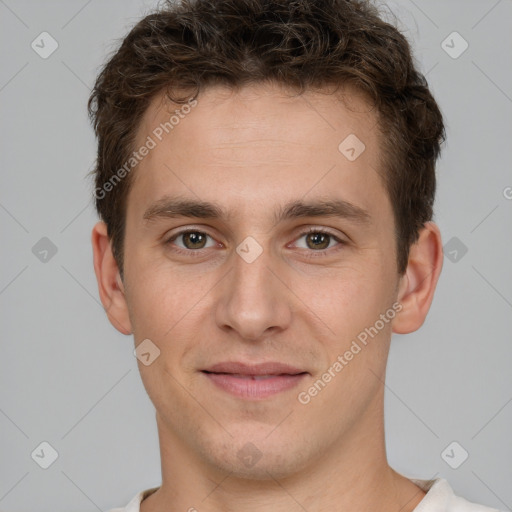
411 477 501 512
106 486 160 512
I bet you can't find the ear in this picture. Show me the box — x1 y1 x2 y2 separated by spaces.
91 221 132 335
392 221 443 334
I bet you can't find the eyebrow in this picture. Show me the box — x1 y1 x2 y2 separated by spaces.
142 196 371 226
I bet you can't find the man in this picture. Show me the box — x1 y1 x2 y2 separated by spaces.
89 0 499 510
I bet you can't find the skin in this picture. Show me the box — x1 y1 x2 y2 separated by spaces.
92 82 443 512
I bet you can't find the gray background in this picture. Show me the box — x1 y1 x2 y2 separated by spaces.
0 0 511 510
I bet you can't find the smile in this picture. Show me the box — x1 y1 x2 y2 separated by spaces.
202 371 308 399
201 361 309 399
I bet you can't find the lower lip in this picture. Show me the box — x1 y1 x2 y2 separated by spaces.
202 372 307 399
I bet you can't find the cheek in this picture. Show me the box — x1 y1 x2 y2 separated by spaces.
124 254 220 346
302 263 394 336
298 269 394 410
123 254 180 339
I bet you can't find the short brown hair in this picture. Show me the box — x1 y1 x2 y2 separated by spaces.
88 0 445 278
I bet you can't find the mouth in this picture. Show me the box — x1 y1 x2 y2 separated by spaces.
201 362 309 400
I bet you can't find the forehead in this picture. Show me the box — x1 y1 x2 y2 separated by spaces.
127 82 390 227
138 82 379 153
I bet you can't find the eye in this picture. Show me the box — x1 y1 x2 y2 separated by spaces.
292 228 345 254
164 227 346 258
166 230 217 251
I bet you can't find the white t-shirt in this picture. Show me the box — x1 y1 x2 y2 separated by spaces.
107 477 501 512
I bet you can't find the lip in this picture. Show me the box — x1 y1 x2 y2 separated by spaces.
202 361 308 400
204 361 305 375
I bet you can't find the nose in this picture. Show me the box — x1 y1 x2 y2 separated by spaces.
214 241 292 342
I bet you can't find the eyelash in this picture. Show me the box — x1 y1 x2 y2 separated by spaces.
164 227 346 259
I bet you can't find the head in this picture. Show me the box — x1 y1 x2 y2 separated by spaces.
90 0 445 480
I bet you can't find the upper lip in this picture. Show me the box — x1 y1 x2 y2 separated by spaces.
202 362 307 376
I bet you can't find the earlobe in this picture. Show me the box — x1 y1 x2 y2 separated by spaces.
392 222 444 334
91 221 133 335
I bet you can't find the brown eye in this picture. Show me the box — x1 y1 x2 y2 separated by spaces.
181 231 208 249
167 230 216 251
293 229 345 257
305 232 331 250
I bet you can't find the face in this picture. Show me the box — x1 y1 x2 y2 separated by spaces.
118 83 403 478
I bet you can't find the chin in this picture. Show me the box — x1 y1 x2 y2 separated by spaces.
199 435 313 481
